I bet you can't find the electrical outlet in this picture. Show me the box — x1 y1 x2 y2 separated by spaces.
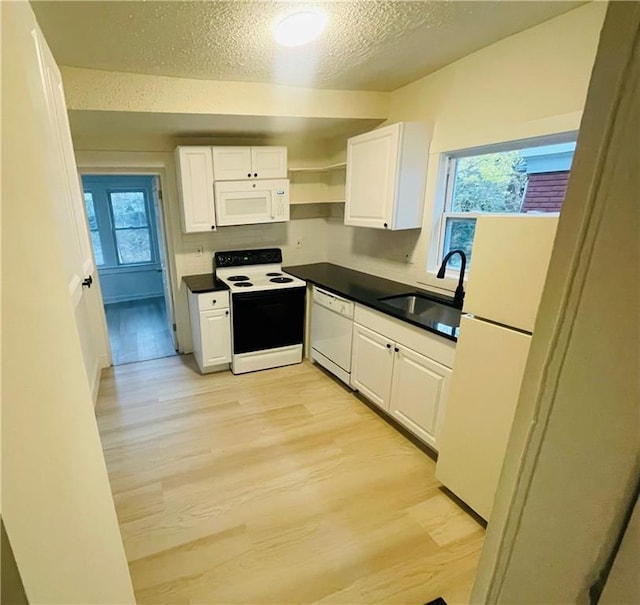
195 244 204 257
296 239 303 249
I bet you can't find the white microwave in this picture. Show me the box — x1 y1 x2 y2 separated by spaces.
214 179 290 226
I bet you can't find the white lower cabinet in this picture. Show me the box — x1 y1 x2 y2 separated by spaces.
200 309 232 367
350 307 454 451
388 345 451 450
188 290 231 373
351 324 394 409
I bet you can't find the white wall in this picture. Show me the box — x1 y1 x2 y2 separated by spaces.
1 2 134 602
325 2 607 295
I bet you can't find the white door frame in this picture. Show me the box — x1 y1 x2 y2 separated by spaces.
76 163 179 357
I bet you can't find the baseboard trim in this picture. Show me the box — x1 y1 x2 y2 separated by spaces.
90 360 101 406
90 355 110 406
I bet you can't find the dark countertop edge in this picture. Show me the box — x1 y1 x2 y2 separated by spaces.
182 273 229 294
354 297 458 342
284 263 459 343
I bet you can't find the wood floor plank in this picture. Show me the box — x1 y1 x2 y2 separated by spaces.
95 356 484 604
104 297 176 366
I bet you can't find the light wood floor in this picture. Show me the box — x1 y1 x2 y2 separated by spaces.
105 297 176 366
96 356 485 604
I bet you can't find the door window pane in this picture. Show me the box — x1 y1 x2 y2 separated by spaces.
115 229 151 264
443 217 476 268
110 192 148 228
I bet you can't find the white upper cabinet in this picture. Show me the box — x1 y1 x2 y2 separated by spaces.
212 146 287 181
344 122 429 230
250 147 288 179
211 147 252 181
175 146 216 233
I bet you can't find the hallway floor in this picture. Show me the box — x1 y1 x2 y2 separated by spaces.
96 356 485 604
104 297 175 366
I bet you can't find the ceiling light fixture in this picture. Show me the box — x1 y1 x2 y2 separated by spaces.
273 10 327 47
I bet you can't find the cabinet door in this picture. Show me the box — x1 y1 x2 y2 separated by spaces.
344 124 400 229
389 345 451 450
175 147 216 233
250 147 288 179
350 324 394 410
200 308 231 367
211 147 252 181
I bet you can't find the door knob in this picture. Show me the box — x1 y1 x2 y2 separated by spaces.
82 275 93 288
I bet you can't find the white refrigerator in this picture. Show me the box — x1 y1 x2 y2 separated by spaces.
435 215 558 521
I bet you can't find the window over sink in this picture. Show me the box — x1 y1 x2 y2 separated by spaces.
435 137 576 272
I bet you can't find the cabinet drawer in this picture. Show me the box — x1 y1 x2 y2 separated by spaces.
195 291 229 312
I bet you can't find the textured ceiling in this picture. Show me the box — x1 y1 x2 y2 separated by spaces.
32 1 584 92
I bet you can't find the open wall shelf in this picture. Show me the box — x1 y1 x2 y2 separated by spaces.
289 163 346 205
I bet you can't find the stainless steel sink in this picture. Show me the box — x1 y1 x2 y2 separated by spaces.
378 294 462 327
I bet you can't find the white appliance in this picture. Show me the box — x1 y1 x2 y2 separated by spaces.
215 248 306 374
436 215 558 521
214 179 290 227
311 286 354 386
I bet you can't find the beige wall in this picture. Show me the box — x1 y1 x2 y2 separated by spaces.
325 2 607 295
472 2 639 601
1 2 134 603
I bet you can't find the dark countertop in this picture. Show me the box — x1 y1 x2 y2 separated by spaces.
284 262 460 342
182 273 229 294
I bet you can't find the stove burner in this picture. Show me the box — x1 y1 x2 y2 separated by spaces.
266 272 282 276
234 282 253 288
228 275 250 282
270 277 293 284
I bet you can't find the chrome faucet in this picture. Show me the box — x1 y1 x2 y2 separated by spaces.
437 250 467 309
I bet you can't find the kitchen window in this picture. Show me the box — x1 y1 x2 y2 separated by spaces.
436 139 576 271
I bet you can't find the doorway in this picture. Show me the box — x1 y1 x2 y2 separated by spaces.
81 174 176 365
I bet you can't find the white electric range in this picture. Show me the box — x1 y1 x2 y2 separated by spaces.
215 248 307 374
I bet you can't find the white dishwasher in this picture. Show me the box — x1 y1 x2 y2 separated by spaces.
311 286 354 386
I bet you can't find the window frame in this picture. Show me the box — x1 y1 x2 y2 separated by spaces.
81 176 161 271
432 133 577 279
83 190 105 267
106 188 156 267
